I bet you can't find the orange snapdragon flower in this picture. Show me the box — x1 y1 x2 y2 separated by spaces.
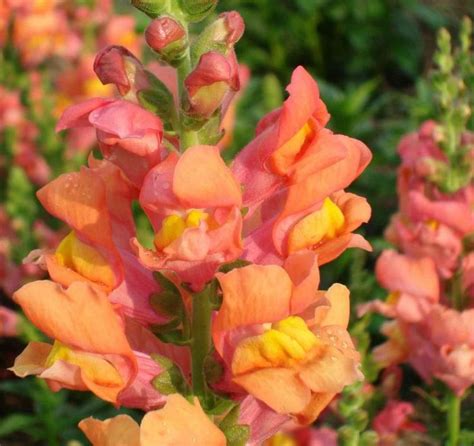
213 253 361 424
134 145 243 290
10 281 137 403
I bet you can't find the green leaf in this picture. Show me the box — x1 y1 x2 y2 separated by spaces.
218 259 252 274
0 414 38 437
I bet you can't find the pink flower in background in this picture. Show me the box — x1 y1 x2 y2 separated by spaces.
359 250 439 322
12 5 81 67
373 400 425 446
405 305 474 396
0 87 24 131
386 213 462 279
0 306 19 337
99 15 141 56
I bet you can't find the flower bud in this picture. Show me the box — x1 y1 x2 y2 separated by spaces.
184 51 240 118
131 0 167 17
192 11 245 61
178 0 218 23
93 45 149 97
145 17 187 65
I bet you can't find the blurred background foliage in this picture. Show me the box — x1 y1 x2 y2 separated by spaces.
1 0 474 444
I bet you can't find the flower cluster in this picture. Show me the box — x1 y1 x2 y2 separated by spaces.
361 121 474 394
360 19 474 445
8 0 373 443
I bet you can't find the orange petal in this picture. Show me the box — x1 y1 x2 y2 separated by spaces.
173 145 242 208
319 284 350 329
233 368 311 415
79 414 140 446
295 392 336 425
214 264 292 355
141 394 226 446
13 281 132 358
9 341 51 377
298 345 360 393
37 168 115 251
284 250 320 314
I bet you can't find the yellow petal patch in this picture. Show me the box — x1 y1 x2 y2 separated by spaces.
45 341 123 387
265 432 297 446
232 316 318 375
154 210 209 250
269 122 313 175
288 197 345 253
425 219 439 231
55 231 115 288
386 291 400 305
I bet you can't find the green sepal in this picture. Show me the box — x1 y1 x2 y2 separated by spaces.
197 113 224 145
359 431 379 446
150 318 181 334
178 0 217 23
218 259 252 274
154 329 192 345
150 271 184 318
151 354 189 395
131 0 168 18
138 72 176 125
338 426 359 446
219 406 250 446
204 395 236 415
203 353 224 384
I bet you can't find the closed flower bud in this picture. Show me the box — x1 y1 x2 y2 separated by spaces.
184 51 240 118
192 11 245 61
178 0 218 23
131 0 167 18
93 45 149 98
145 17 187 65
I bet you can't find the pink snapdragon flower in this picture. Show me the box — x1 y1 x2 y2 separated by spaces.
359 250 439 322
373 400 425 446
57 98 165 187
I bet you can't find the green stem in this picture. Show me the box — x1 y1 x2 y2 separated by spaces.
177 49 199 150
191 286 213 400
446 391 461 446
451 271 464 311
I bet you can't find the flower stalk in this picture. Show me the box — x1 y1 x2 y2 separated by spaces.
446 391 461 446
190 284 214 402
